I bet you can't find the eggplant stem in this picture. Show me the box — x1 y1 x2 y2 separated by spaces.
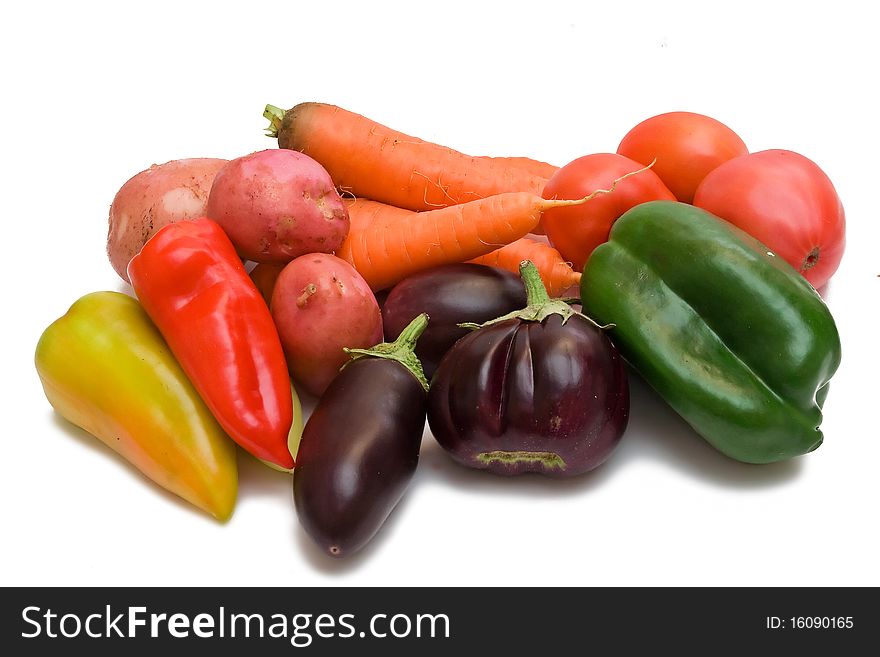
521 260 551 306
343 313 430 391
458 260 610 331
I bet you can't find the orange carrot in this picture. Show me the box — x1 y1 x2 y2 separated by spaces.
488 156 559 180
469 238 580 297
343 197 410 233
249 262 285 306
479 156 559 234
265 103 551 211
337 193 585 291
344 199 575 293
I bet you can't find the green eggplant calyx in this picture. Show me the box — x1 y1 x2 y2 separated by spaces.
344 313 430 391
476 450 566 470
263 103 286 138
459 260 612 331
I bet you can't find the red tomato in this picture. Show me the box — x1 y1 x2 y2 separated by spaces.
693 149 845 290
542 153 675 271
617 111 748 203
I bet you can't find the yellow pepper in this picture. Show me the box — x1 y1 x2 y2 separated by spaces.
262 383 305 473
35 292 238 521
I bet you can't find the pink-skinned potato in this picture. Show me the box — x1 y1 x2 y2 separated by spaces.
207 149 349 264
271 253 383 397
107 158 228 282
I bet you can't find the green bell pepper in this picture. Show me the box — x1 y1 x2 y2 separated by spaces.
581 201 841 464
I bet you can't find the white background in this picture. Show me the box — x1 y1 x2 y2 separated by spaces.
3 0 877 587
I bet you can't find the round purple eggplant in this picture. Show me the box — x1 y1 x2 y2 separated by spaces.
427 262 629 477
293 314 429 557
382 263 526 379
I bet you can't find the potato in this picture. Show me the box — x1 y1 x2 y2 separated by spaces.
206 149 349 264
271 253 383 397
107 158 227 282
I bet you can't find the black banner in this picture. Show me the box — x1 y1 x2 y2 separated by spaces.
1 587 874 653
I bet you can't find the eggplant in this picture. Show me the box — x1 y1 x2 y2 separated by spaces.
427 261 629 477
293 314 429 557
382 263 526 379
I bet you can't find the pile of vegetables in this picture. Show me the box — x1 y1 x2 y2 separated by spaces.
35 102 844 558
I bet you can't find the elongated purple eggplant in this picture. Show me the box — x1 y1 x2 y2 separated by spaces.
293 314 429 557
427 261 629 477
382 263 526 379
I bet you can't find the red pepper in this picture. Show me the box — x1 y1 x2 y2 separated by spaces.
128 218 295 468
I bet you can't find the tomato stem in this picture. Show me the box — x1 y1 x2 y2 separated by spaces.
801 246 821 272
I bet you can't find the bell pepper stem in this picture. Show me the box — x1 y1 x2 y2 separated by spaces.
344 313 431 391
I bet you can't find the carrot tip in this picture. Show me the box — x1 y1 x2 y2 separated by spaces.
542 159 658 209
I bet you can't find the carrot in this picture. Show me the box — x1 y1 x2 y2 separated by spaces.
338 165 654 290
478 156 560 235
488 156 559 180
265 103 551 211
469 238 580 297
337 193 585 291
344 199 575 293
343 197 410 233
